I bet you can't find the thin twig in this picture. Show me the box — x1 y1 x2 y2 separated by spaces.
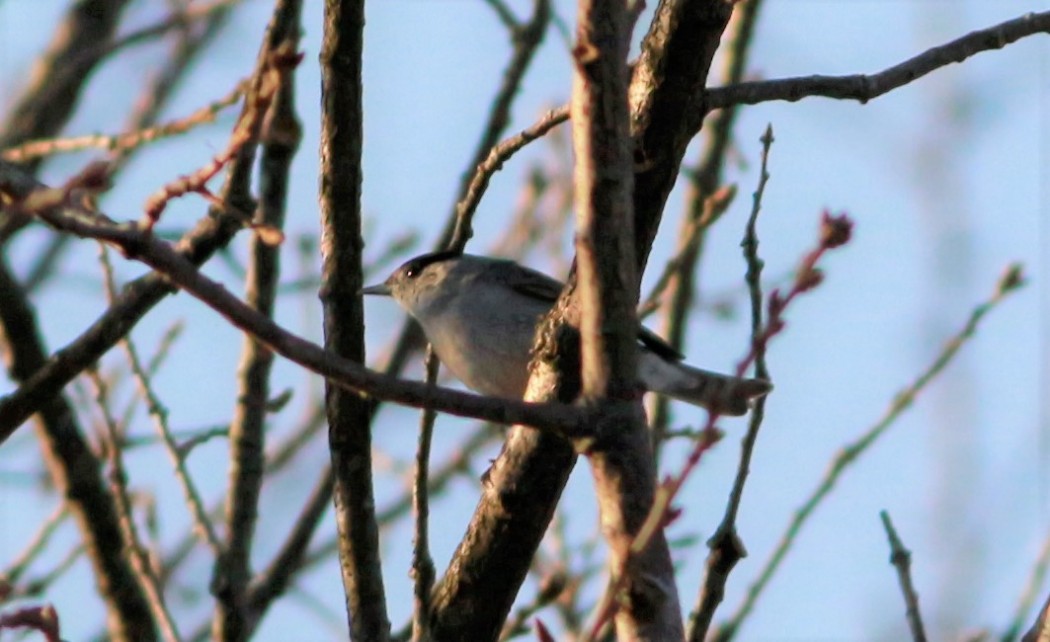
449 106 569 252
593 212 854 637
2 85 244 162
713 264 1026 642
97 245 223 557
705 11 1050 110
686 123 774 642
880 511 928 642
445 0 551 251
7 545 83 601
0 503 68 586
410 348 439 642
1004 528 1050 641
88 368 182 642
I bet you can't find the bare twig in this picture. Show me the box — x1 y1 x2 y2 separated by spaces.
2 85 244 162
0 503 68 587
6 546 83 601
880 511 928 642
141 45 300 234
97 247 222 558
0 0 304 447
89 368 181 642
686 124 774 642
446 0 551 251
592 211 854 638
1004 529 1050 641
705 11 1050 110
714 264 1026 642
410 348 439 642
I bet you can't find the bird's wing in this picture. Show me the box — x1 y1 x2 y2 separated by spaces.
497 261 567 303
493 259 685 360
637 326 685 361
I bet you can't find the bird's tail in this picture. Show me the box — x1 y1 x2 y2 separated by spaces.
641 354 772 416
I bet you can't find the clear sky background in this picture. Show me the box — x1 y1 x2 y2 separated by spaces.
1 1 1048 640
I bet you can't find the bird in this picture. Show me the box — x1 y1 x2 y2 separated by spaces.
363 251 771 415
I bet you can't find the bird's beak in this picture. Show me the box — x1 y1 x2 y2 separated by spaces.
360 283 392 296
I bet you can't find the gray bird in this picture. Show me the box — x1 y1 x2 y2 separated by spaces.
363 251 771 415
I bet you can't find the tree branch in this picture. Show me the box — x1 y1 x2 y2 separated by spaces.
570 0 682 639
704 10 1050 110
214 1 302 639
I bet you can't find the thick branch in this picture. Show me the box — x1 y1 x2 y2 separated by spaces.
571 1 681 638
319 0 390 638
628 0 733 271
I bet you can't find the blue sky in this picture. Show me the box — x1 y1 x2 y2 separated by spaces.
0 1 1047 640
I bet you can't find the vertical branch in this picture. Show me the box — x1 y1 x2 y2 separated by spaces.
686 124 775 642
319 1 390 640
572 0 682 640
410 349 439 642
214 1 303 639
650 0 765 448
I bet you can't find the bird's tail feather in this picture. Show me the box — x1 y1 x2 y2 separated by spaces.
651 360 772 416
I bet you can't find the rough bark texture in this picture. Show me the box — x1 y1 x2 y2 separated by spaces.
319 0 391 640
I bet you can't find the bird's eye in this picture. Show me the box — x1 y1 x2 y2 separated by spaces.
405 265 420 279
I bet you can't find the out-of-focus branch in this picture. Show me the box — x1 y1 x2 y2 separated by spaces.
880 511 928 642
2 86 244 163
1004 527 1050 641
214 0 302 638
1021 593 1050 642
88 369 181 642
19 5 233 295
0 605 62 642
445 0 550 251
0 0 132 173
0 503 68 589
0 20 294 442
704 11 1050 110
649 0 764 449
714 264 1026 642
243 468 334 637
97 248 222 558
